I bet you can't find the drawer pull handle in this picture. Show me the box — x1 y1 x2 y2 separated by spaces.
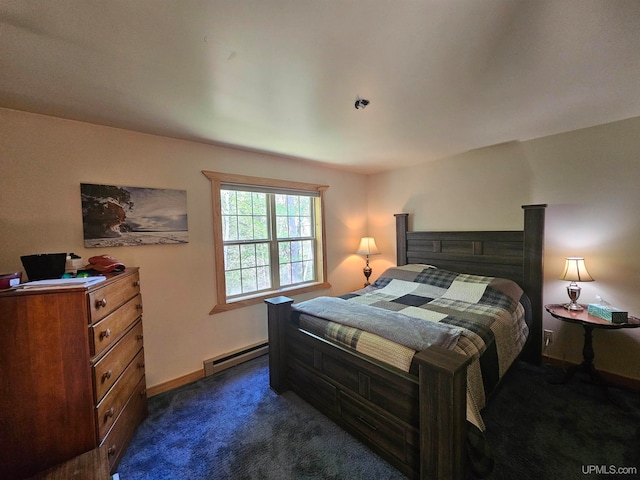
102 370 112 382
99 328 111 340
105 407 115 420
96 298 107 308
107 444 117 457
134 280 141 287
356 415 378 431
140 389 147 397
136 304 143 310
138 362 145 369
136 334 144 341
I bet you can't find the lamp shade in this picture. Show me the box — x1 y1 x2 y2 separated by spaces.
356 237 380 256
560 257 594 282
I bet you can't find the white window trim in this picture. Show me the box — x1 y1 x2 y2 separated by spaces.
203 171 331 314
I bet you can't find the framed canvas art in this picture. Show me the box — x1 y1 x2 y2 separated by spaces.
81 183 188 247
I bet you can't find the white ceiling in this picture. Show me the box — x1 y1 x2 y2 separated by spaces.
2 1 640 174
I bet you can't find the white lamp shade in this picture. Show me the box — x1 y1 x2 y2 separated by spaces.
356 237 380 256
560 257 594 282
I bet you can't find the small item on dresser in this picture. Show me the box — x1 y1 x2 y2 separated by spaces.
0 272 22 290
588 297 628 324
65 253 84 275
21 253 67 281
85 255 125 273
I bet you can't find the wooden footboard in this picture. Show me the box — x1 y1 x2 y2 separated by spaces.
266 296 471 479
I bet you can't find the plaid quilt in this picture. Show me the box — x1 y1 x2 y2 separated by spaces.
294 264 529 478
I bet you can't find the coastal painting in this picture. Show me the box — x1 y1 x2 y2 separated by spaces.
81 183 188 247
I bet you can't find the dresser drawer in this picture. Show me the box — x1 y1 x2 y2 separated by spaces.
89 272 141 323
95 348 145 440
288 359 338 416
101 376 148 473
340 393 408 463
93 320 144 401
90 294 143 357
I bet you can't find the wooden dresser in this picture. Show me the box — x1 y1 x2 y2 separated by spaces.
0 268 148 480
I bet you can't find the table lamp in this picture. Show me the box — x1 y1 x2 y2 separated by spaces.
560 257 594 311
356 237 380 287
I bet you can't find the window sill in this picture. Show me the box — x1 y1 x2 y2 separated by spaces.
209 281 332 314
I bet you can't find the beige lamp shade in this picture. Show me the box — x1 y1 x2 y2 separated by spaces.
356 237 380 256
560 257 594 282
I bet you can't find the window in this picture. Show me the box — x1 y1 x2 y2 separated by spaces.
203 171 330 313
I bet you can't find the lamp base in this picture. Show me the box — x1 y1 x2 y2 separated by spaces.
362 256 373 287
363 264 372 287
564 301 584 311
564 282 583 311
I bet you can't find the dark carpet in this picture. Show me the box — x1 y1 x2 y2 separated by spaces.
117 355 640 479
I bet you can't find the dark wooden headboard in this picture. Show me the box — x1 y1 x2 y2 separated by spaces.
395 204 546 363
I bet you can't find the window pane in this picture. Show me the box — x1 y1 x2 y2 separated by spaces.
303 260 315 281
279 241 290 264
224 245 241 270
288 216 300 237
237 191 253 215
275 194 287 215
279 263 291 286
300 196 311 216
221 190 237 215
256 243 270 266
252 193 266 215
300 217 312 237
291 262 303 284
241 268 257 293
276 217 288 238
240 244 256 268
256 265 271 290
222 215 238 241
287 196 299 215
302 240 314 261
253 215 268 239
225 270 242 296
291 241 302 262
238 216 253 240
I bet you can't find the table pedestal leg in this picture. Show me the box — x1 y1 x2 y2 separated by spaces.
551 325 610 399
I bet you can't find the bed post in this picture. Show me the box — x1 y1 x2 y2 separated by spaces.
415 346 471 480
265 296 293 394
395 213 409 266
521 204 547 364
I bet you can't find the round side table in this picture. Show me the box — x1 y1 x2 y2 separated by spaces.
545 304 640 398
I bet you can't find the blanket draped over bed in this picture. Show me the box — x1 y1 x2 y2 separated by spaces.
292 264 529 477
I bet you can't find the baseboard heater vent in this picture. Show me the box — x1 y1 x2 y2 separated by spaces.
203 341 269 377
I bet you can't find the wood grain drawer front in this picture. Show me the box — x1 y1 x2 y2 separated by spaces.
90 294 143 357
340 393 407 463
288 359 338 416
101 376 148 473
95 348 146 440
89 272 141 323
93 320 144 401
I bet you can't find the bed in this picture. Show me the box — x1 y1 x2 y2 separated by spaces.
265 204 546 479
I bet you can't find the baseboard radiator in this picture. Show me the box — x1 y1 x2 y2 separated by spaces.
203 341 269 377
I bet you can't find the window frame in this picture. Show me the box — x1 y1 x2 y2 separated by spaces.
203 171 331 313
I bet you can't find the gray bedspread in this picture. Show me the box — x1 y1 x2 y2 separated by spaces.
293 296 462 352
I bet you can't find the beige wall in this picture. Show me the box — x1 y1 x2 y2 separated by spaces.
367 116 640 381
2 107 640 386
0 108 369 388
